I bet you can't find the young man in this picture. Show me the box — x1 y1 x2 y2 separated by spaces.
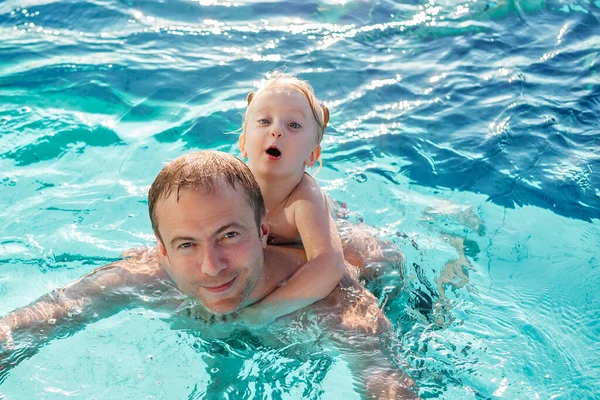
0 151 418 399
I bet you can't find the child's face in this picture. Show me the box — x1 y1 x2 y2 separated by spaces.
241 86 321 178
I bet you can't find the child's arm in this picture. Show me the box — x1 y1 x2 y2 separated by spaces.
239 185 346 324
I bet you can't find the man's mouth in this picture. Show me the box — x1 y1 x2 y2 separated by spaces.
203 277 236 293
265 146 282 160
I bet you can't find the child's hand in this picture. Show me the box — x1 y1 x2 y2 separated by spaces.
188 306 214 323
236 307 277 326
187 307 241 325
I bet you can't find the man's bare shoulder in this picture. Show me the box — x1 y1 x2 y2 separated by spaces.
263 246 389 336
72 247 168 293
117 247 170 283
311 274 392 336
262 245 307 288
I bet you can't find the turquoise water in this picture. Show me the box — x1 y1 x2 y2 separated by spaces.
1 0 599 398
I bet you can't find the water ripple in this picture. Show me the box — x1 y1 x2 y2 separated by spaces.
1 0 599 398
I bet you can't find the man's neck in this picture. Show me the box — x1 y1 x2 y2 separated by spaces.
244 245 307 307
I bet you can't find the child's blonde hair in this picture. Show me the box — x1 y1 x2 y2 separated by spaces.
242 72 329 145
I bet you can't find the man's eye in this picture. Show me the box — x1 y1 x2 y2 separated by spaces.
258 118 270 125
224 232 238 239
289 122 301 129
178 242 193 249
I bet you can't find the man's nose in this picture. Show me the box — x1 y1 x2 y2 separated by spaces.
201 245 227 277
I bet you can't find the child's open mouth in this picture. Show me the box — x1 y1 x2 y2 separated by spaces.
266 146 281 160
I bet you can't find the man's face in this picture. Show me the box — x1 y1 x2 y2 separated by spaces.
155 181 268 314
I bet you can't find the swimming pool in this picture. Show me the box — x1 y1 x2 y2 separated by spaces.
0 0 598 398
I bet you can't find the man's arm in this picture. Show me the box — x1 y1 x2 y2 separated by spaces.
313 275 420 399
0 248 171 381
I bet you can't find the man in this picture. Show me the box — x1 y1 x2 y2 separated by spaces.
0 151 418 399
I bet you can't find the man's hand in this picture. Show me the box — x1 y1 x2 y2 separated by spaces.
0 324 13 347
0 323 14 375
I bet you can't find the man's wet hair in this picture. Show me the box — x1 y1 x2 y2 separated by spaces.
148 151 266 243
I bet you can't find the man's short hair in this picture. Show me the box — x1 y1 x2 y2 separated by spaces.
148 151 266 242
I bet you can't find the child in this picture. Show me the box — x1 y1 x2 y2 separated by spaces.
236 72 346 324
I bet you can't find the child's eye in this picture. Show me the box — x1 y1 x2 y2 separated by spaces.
258 118 270 125
289 122 301 129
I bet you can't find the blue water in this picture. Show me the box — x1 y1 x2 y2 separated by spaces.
0 0 599 398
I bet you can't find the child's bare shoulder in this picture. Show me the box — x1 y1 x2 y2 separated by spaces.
287 173 329 215
289 173 326 202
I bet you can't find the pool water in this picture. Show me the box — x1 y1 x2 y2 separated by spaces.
0 0 599 398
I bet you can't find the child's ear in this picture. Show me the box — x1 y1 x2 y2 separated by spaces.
321 104 329 128
238 133 247 158
239 92 255 159
305 144 322 167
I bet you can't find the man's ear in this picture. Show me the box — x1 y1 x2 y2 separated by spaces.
260 217 269 247
238 133 247 158
155 234 167 257
155 235 173 271
305 144 322 168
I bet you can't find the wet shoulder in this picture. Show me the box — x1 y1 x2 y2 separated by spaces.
288 172 328 208
117 247 170 285
309 275 392 335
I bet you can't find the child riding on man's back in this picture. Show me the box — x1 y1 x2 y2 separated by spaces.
237 72 345 324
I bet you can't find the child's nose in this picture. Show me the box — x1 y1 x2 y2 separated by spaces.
270 128 283 138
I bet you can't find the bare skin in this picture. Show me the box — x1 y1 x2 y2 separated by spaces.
0 184 419 399
237 84 346 324
0 248 417 399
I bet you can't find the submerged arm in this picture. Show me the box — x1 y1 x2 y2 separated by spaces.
0 248 168 380
324 276 420 399
241 185 345 324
